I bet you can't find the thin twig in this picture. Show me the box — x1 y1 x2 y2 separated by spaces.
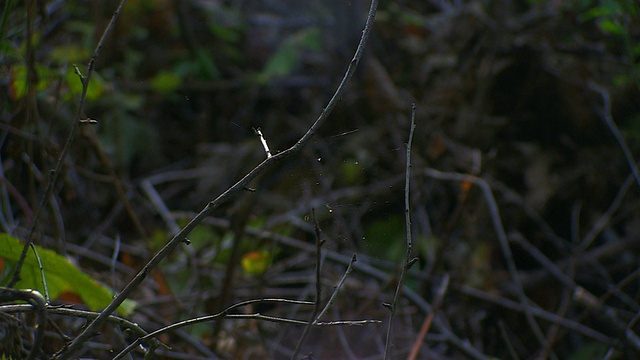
110 235 121 290
408 274 449 360
315 254 358 322
0 287 47 360
9 0 128 289
54 1 379 358
140 180 181 235
498 321 521 360
422 168 557 358
84 128 148 240
292 209 324 359
176 211 490 359
573 288 640 352
112 298 314 360
332 305 359 360
384 103 416 359
588 82 640 188
509 233 640 351
458 285 614 345
0 302 160 347
112 312 380 360
580 173 634 250
26 244 50 304
213 190 256 336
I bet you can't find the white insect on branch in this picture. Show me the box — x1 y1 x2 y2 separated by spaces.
254 127 272 159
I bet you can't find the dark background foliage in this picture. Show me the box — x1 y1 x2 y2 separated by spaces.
1 0 640 358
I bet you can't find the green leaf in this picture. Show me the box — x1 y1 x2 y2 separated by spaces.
150 71 182 94
341 158 365 184
0 233 134 315
8 64 54 100
49 45 91 64
8 64 28 100
98 111 160 170
261 44 298 81
295 27 322 51
195 47 220 80
568 341 608 360
598 18 623 35
186 224 218 251
578 6 612 23
259 27 323 83
209 23 240 43
363 215 406 261
241 250 271 275
65 67 105 101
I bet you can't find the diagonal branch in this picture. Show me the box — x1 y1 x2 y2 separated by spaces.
53 1 380 358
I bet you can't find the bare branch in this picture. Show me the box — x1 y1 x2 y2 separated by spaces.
8 0 128 288
422 168 557 358
408 274 450 360
53 1 380 358
384 103 416 359
315 254 358 323
292 209 324 359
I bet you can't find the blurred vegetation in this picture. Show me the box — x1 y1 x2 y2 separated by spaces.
1 0 640 358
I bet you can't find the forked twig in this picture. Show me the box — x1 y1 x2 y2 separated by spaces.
184 211 487 359
53 1 380 358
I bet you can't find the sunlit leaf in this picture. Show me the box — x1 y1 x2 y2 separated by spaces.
0 233 134 315
8 64 28 100
8 64 53 100
241 250 270 275
150 71 182 94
